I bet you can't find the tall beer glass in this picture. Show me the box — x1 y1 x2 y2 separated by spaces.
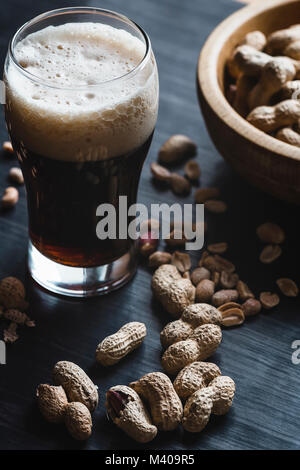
4 7 159 296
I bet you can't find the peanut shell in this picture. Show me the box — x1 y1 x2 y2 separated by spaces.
96 322 146 366
106 385 157 443
0 277 26 310
148 251 172 268
53 361 98 412
64 402 92 441
36 384 68 423
130 372 183 431
173 361 221 400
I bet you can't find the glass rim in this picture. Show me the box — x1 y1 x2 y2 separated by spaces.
8 6 152 90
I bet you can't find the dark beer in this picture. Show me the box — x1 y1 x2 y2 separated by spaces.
8 135 153 267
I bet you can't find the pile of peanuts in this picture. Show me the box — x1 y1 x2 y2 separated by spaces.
0 127 297 447
1 141 24 210
0 131 235 443
107 368 235 441
226 25 300 147
144 133 298 325
37 361 98 440
136 122 298 442
0 276 34 343
1 110 298 444
149 229 298 326
98 311 234 441
38 315 234 443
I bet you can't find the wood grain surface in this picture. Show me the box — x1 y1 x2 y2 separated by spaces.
0 0 299 451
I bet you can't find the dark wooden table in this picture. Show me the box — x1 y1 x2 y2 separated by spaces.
0 0 299 451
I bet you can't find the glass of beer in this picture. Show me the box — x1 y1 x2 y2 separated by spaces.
4 7 159 296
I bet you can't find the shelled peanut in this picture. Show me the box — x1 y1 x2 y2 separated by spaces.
149 135 199 197
151 257 262 328
226 24 300 147
150 223 296 334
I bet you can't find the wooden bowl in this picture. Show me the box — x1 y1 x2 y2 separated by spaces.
197 0 300 204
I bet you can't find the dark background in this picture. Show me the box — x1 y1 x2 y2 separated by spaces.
0 0 299 451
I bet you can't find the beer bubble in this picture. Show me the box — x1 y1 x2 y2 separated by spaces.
6 22 158 162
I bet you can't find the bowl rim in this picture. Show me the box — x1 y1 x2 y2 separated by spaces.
198 0 300 163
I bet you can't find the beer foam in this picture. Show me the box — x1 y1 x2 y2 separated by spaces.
6 23 158 161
